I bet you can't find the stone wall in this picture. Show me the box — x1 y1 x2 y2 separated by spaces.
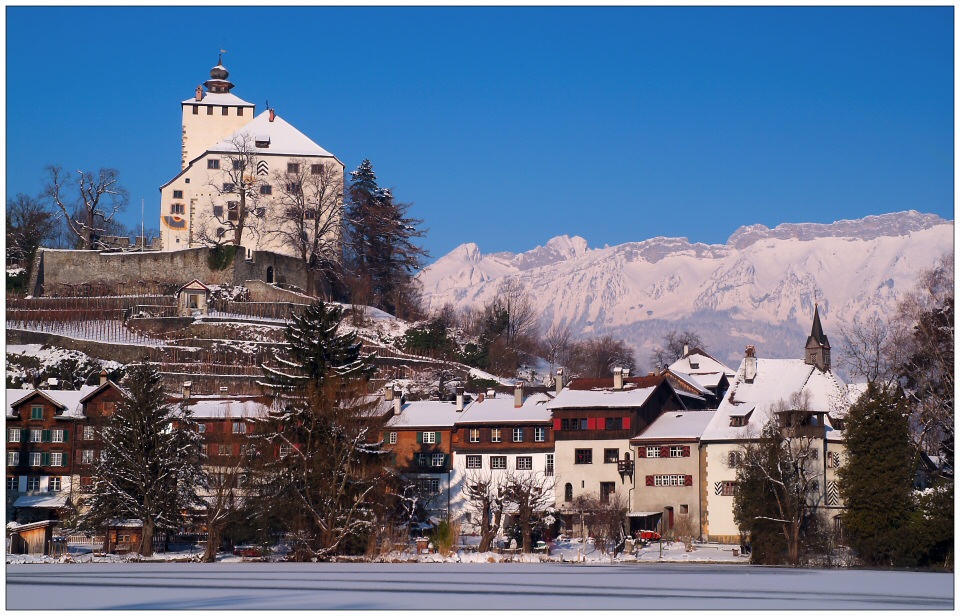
33 247 311 297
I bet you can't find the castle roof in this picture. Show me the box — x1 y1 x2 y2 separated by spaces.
208 110 336 159
181 91 254 107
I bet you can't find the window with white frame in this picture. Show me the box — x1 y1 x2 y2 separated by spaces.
468 428 480 443
30 430 42 443
534 427 545 442
490 456 507 470
432 453 445 467
646 446 661 458
52 429 65 443
83 425 95 440
465 455 482 469
81 450 93 464
232 422 246 434
421 432 436 444
50 452 63 467
6 476 18 490
218 444 231 456
418 478 440 495
8 428 20 442
490 429 501 443
279 444 292 458
7 452 19 466
29 452 42 467
654 474 687 487
416 453 429 467
546 453 554 476
670 446 684 458
389 432 397 445
27 477 40 491
516 456 533 471
197 424 206 434
48 477 61 492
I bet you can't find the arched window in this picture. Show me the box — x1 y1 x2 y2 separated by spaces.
564 483 573 502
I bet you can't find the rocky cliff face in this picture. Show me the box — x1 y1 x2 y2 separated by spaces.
417 211 953 371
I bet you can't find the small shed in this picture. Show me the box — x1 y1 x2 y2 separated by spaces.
104 519 144 554
176 279 211 316
7 520 58 555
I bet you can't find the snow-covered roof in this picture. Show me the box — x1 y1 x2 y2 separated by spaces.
181 92 254 107
668 349 736 389
13 494 69 509
700 358 850 442
454 392 552 424
186 398 270 419
546 376 666 411
631 410 716 443
7 386 97 419
667 370 711 396
208 110 335 158
385 400 463 429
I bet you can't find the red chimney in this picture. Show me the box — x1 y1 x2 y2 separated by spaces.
269 109 276 122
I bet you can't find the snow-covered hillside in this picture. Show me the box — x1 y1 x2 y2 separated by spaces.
417 211 953 370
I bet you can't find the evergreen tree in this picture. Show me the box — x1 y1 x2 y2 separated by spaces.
838 383 918 567
82 364 203 556
345 159 428 317
256 300 389 560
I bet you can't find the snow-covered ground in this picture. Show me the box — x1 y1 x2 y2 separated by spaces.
6 560 952 610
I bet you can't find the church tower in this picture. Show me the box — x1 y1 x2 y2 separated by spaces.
180 55 255 169
804 304 831 371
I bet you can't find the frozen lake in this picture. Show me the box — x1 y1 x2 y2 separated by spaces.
6 562 953 610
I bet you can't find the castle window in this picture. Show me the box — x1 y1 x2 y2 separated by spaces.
223 182 235 193
221 106 229 116
213 205 224 219
173 190 183 199
237 107 244 116
227 202 239 222
207 106 214 115
287 163 300 174
171 203 185 215
311 164 323 175
286 182 301 193
192 105 198 115
304 208 316 220
260 185 272 195
207 159 220 170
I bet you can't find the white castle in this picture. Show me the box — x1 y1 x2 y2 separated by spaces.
159 56 343 260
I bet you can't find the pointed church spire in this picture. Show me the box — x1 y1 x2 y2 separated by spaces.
804 303 831 370
810 303 826 345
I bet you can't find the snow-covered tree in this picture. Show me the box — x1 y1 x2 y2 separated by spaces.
81 364 204 556
42 165 129 250
345 159 428 318
256 301 390 560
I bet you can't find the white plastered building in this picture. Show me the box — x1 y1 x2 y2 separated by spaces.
159 57 344 260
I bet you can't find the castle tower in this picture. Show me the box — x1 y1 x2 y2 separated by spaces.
180 55 255 168
804 304 831 371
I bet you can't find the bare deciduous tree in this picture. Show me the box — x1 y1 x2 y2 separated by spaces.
649 330 704 371
541 323 574 372
43 166 129 250
462 471 505 552
501 470 556 553
6 193 58 271
198 134 263 249
570 335 637 378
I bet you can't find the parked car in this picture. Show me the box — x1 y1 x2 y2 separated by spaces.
637 530 661 541
233 545 263 557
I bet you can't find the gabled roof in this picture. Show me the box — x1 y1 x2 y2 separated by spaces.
700 358 850 442
13 494 70 509
668 347 736 388
185 397 271 419
177 279 210 295
7 386 98 419
631 410 716 443
208 110 335 158
181 92 254 107
78 380 126 405
546 375 676 411
454 392 552 425
385 400 463 429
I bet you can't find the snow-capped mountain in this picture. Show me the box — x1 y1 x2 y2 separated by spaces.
417 211 953 372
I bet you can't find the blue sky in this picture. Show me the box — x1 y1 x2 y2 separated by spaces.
6 6 953 263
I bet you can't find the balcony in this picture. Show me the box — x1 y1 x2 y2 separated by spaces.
617 460 634 476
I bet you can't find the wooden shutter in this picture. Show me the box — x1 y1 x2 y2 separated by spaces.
21 429 28 442
553 418 562 431
416 432 423 444
645 475 654 486
41 452 50 466
682 445 690 457
660 446 670 458
42 430 51 443
637 447 646 458
684 475 693 487
622 417 630 430
62 429 69 442
435 432 441 445
587 418 597 430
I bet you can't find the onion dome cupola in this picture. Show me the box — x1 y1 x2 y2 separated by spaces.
204 54 235 94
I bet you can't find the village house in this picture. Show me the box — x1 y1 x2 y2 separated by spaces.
448 384 555 534
699 306 851 543
159 56 344 261
665 347 735 409
628 409 715 539
546 369 686 533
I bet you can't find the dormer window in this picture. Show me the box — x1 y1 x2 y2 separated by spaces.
690 360 699 369
255 135 270 148
729 409 752 427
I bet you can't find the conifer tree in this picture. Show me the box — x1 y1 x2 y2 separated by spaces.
838 383 918 567
82 364 203 556
256 301 389 560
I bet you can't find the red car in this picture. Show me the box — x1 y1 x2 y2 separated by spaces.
233 545 263 557
638 530 661 541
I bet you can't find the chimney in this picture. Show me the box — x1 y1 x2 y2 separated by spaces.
487 389 496 399
47 378 58 390
384 385 394 401
455 387 465 412
393 388 402 415
744 346 757 383
269 109 276 122
613 367 624 390
683 344 689 358
195 85 203 101
555 368 564 395
514 382 525 408
623 368 630 379
99 369 108 386
183 381 192 400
